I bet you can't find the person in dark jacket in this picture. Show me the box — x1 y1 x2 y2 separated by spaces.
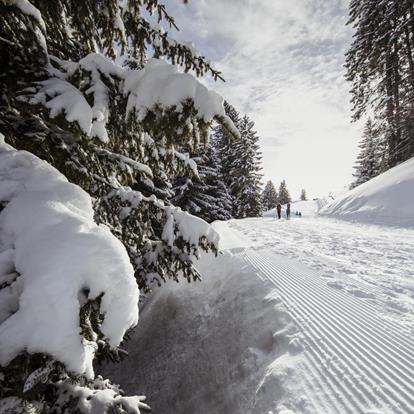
276 203 282 219
286 202 291 219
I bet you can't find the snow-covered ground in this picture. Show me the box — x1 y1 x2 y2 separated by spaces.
102 157 414 413
225 217 414 412
230 216 414 330
102 210 414 413
321 157 414 228
101 252 290 413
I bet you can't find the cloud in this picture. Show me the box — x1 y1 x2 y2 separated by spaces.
163 0 361 198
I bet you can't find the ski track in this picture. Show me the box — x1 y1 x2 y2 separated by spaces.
242 249 414 414
231 217 414 330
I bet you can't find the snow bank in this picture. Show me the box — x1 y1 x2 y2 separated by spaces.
211 220 251 251
321 157 414 227
100 251 307 413
0 139 139 378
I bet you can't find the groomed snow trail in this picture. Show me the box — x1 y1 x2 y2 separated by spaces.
245 250 414 413
215 216 414 414
230 215 414 329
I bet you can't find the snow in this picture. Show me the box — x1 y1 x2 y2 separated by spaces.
6 0 46 32
27 78 93 136
24 55 238 143
114 7 127 46
263 199 320 218
165 206 220 247
55 376 149 414
321 157 414 227
96 148 153 177
111 184 220 250
103 210 414 413
211 220 250 251
173 150 198 176
229 217 414 328
100 251 306 413
0 397 43 413
0 139 139 378
124 58 238 137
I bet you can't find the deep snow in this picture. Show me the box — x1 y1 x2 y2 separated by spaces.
102 213 414 413
102 161 414 413
101 252 306 414
321 157 414 228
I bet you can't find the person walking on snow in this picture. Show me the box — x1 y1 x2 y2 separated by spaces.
276 203 282 219
286 202 291 219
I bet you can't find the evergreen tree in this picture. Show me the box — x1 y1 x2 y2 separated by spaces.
213 103 263 218
0 1 238 412
261 180 278 211
171 145 232 223
212 102 242 189
278 180 291 204
300 189 307 201
346 0 414 169
351 119 384 188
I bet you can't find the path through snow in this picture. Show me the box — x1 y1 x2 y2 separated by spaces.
215 216 414 413
227 216 414 330
245 250 414 413
104 214 414 413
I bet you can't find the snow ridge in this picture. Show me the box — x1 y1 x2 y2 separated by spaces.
321 157 414 228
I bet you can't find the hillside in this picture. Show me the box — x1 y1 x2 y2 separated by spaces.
321 157 414 228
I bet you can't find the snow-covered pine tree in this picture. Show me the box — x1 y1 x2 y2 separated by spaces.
0 1 238 412
0 141 147 414
278 180 291 204
213 103 263 218
171 145 232 223
350 118 383 188
212 102 242 194
211 102 241 211
261 180 278 211
346 0 414 169
300 189 307 201
232 114 263 218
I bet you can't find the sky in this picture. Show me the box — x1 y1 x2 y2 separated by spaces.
162 0 362 199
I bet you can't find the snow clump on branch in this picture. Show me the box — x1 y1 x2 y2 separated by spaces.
0 137 139 379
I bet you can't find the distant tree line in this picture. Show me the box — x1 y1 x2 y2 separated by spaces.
261 180 308 211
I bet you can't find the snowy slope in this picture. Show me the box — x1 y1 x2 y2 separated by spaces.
103 215 414 413
321 157 414 227
226 219 414 413
100 252 303 413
